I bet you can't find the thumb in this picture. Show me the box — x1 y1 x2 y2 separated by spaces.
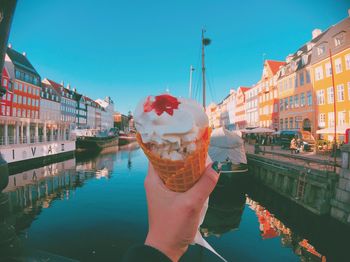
185 163 220 204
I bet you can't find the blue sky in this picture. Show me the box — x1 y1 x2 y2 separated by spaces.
9 0 349 114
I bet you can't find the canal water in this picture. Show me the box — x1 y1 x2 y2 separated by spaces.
1 143 349 261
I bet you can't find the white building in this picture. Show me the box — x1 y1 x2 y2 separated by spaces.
245 83 260 128
226 89 237 130
95 96 114 130
40 82 61 123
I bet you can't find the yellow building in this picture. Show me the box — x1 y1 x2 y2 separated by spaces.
311 16 350 142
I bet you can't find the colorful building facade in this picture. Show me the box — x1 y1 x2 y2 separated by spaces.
310 17 350 142
277 42 315 134
245 83 260 128
258 60 285 130
234 86 250 129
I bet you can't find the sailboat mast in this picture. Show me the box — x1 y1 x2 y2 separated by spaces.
201 29 206 109
189 65 194 98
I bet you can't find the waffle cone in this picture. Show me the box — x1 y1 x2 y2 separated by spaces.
136 127 211 192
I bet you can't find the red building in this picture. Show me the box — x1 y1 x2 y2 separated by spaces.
5 47 41 120
0 46 41 145
0 67 12 117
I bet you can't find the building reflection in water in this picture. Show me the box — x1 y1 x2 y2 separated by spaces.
0 147 121 261
246 198 326 262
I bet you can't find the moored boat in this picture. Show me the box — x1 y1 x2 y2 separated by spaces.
118 131 137 146
74 128 119 151
209 127 248 179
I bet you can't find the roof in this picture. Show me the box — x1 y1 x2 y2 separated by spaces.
266 60 286 75
238 86 251 93
6 47 40 78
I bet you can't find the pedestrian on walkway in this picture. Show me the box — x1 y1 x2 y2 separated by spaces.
290 137 297 154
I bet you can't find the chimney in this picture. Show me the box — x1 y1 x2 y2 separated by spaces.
66 83 71 90
22 52 26 57
312 29 322 39
8 43 12 49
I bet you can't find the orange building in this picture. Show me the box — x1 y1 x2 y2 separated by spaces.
258 60 285 130
277 43 315 135
311 16 350 142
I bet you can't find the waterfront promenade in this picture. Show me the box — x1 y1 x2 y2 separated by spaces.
245 144 342 173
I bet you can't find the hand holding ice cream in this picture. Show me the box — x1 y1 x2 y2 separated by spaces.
134 94 210 192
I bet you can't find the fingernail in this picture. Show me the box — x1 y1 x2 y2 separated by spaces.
211 161 220 174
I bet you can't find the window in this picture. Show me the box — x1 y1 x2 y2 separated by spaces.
15 70 20 79
328 112 335 127
23 97 26 104
317 45 325 56
306 70 310 83
13 94 17 103
325 62 332 77
338 111 346 126
285 98 289 109
284 118 288 130
307 91 312 106
317 90 325 105
300 93 305 106
334 33 345 47
289 96 293 108
315 66 323 81
280 100 283 111
12 107 16 117
22 109 26 118
19 83 22 91
294 94 299 107
346 54 350 70
348 82 350 100
327 87 334 104
289 117 293 129
18 95 22 104
28 98 31 105
23 85 27 92
17 108 20 117
335 58 342 74
337 84 344 101
299 72 304 86
14 82 18 90
319 113 326 127
2 78 7 87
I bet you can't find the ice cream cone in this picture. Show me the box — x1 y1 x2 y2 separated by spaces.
137 127 211 192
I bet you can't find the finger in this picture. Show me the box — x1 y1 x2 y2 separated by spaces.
145 163 174 194
185 164 220 203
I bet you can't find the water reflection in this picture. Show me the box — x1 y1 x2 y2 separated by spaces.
246 197 326 261
0 146 122 261
201 175 247 237
0 144 348 261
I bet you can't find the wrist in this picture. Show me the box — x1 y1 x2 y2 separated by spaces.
145 234 188 262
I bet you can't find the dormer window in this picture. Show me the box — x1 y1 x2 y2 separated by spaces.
317 44 326 56
301 54 308 66
291 61 297 71
334 32 345 47
281 67 286 76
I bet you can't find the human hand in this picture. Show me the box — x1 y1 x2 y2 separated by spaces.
144 162 220 261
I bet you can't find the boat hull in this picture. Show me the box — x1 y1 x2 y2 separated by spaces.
76 136 119 151
118 136 137 146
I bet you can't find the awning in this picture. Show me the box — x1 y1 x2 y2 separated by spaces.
316 125 350 134
241 127 275 134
